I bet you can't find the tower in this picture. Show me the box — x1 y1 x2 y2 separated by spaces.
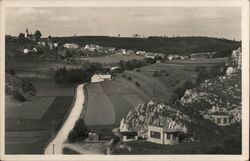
25 27 29 38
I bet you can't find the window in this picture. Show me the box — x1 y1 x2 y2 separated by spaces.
166 133 171 140
217 118 221 124
150 131 161 139
223 118 227 124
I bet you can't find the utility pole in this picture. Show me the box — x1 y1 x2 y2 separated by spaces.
53 144 55 154
153 84 156 97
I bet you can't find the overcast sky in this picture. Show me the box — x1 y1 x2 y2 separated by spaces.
5 7 241 40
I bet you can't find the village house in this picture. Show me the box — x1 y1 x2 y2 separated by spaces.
64 43 79 49
91 74 112 83
127 50 135 55
147 126 181 145
88 132 99 142
145 53 155 59
211 113 232 126
120 131 138 142
115 49 127 55
38 41 46 47
136 51 146 56
84 44 101 51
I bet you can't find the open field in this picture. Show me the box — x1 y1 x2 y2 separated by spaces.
5 78 75 154
79 55 144 64
5 96 55 119
84 58 227 136
113 140 221 154
85 83 116 125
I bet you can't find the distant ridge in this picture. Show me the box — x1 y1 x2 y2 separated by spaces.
51 36 241 55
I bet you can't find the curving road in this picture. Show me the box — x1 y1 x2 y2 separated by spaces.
44 84 85 154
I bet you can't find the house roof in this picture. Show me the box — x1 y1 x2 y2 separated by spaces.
163 128 181 133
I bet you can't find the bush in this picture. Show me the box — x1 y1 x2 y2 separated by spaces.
13 91 26 102
68 119 89 143
6 69 16 75
174 80 195 99
128 76 132 81
135 82 140 86
136 69 141 72
153 71 161 77
165 73 169 77
160 70 165 73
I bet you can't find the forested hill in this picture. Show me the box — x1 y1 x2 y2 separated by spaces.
53 36 241 56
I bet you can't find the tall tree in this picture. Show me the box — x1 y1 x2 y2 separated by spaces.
34 30 42 42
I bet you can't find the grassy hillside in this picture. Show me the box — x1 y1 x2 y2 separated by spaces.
84 58 227 135
53 36 240 55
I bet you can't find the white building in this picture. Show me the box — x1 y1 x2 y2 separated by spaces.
211 113 232 126
91 74 111 83
84 44 101 51
136 51 146 56
147 126 181 145
64 43 79 49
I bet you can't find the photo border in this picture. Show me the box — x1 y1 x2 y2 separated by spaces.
0 0 249 161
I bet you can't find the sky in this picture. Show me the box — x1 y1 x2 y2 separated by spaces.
5 7 241 40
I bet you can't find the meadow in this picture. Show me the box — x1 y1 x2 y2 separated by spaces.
84 58 227 135
5 78 75 154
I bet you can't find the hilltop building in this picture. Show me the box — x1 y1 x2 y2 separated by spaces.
64 43 79 49
91 74 111 83
23 27 35 41
147 126 181 145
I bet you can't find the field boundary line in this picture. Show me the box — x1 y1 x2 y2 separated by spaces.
41 84 78 153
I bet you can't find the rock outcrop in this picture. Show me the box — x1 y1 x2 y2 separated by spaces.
123 101 191 136
181 48 242 123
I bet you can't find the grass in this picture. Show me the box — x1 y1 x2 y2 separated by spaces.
113 140 221 154
42 96 74 120
84 58 227 137
6 96 56 119
5 77 75 154
85 83 116 125
63 147 81 154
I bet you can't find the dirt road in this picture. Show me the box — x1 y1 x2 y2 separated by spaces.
44 84 85 154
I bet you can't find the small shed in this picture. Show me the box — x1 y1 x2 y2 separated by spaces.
120 131 138 142
88 132 99 141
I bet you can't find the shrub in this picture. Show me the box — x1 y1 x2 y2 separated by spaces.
165 73 169 77
136 69 141 72
128 76 132 81
174 80 195 99
160 70 165 73
135 82 140 86
68 119 89 143
13 91 26 102
153 71 161 77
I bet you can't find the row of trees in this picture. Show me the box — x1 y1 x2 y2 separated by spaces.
54 62 109 84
